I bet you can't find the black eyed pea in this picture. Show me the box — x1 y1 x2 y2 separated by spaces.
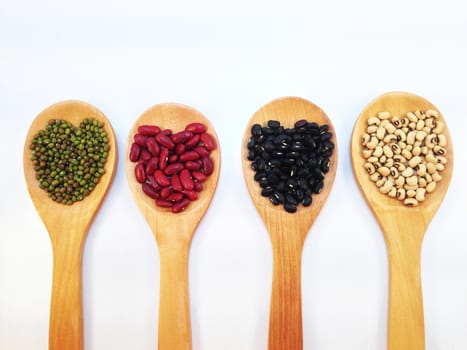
378 111 391 120
376 126 386 140
438 134 447 147
401 149 412 160
367 125 378 134
421 146 429 155
425 109 439 118
376 178 386 188
390 167 399 177
395 175 405 188
377 166 390 177
419 177 427 188
412 146 422 156
433 120 445 134
379 155 387 164
383 145 393 158
415 130 427 142
426 151 437 164
391 116 401 128
370 172 381 182
422 126 431 134
433 145 446 156
367 136 379 149
394 129 406 141
426 181 436 193
361 133 371 146
368 156 379 164
379 180 393 194
388 186 397 198
406 189 417 198
436 163 445 171
365 163 376 175
408 156 422 168
416 120 425 131
368 116 380 126
406 131 416 145
393 155 405 163
425 134 437 148
406 175 418 187
373 145 383 157
385 158 394 167
384 123 396 134
426 162 437 174
425 118 434 128
400 118 409 128
363 149 373 158
416 163 427 176
396 188 406 200
390 143 401 155
415 188 426 202
394 162 406 172
437 156 447 164
408 122 417 131
384 134 397 143
432 172 442 182
404 198 419 207
425 173 433 183
407 112 418 123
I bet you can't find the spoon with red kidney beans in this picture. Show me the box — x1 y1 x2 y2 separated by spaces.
241 96 338 350
125 103 220 350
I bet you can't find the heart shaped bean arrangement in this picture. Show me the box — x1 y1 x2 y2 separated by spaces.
29 118 110 205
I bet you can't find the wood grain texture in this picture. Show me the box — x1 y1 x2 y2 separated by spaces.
125 103 220 350
350 91 453 350
23 100 117 350
241 97 338 350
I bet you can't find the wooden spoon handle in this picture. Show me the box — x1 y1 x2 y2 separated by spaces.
268 236 304 350
158 243 192 350
387 238 425 350
49 242 84 350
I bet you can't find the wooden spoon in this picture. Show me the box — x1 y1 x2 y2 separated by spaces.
241 96 338 350
351 91 453 350
125 103 220 350
23 100 117 350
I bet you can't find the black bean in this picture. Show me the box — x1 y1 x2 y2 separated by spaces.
263 127 274 136
286 194 298 206
284 202 297 213
284 128 295 135
247 150 256 161
269 195 280 205
294 119 307 128
272 191 285 204
321 159 330 173
254 171 267 181
313 181 324 194
268 120 281 128
303 196 312 206
319 125 329 134
247 137 256 150
265 141 275 152
321 132 332 141
251 124 262 136
273 133 288 144
269 159 281 168
262 187 274 197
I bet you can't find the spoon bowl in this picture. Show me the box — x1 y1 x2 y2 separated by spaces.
241 96 338 350
351 91 453 350
23 100 117 350
125 103 220 350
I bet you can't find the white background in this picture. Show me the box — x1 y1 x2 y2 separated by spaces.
1 0 466 349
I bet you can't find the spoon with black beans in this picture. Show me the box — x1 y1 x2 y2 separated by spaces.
241 96 338 350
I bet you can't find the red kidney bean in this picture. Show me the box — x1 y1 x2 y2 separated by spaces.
161 129 172 136
154 170 171 187
202 156 214 176
140 149 152 161
134 134 148 147
145 157 159 175
168 154 178 163
193 146 210 157
180 169 194 190
200 133 217 151
185 134 200 149
179 151 200 162
147 175 161 190
168 192 183 202
138 125 161 136
185 122 207 134
147 137 160 156
129 142 141 162
165 163 184 175
175 143 185 155
194 182 203 192
172 130 193 143
159 148 169 170
142 183 160 199
160 186 173 199
135 163 146 183
156 199 173 208
182 190 198 201
192 171 207 182
156 133 175 149
184 161 201 171
171 174 183 192
172 198 190 213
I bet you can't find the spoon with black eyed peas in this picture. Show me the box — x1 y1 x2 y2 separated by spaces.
351 91 453 350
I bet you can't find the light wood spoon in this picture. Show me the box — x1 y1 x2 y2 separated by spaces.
23 100 117 350
241 96 338 350
351 91 453 350
125 103 220 350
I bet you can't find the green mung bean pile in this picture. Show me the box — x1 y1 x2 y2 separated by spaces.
30 118 110 205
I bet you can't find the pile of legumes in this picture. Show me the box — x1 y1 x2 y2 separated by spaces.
30 118 110 205
247 120 334 213
361 110 448 206
129 122 216 213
